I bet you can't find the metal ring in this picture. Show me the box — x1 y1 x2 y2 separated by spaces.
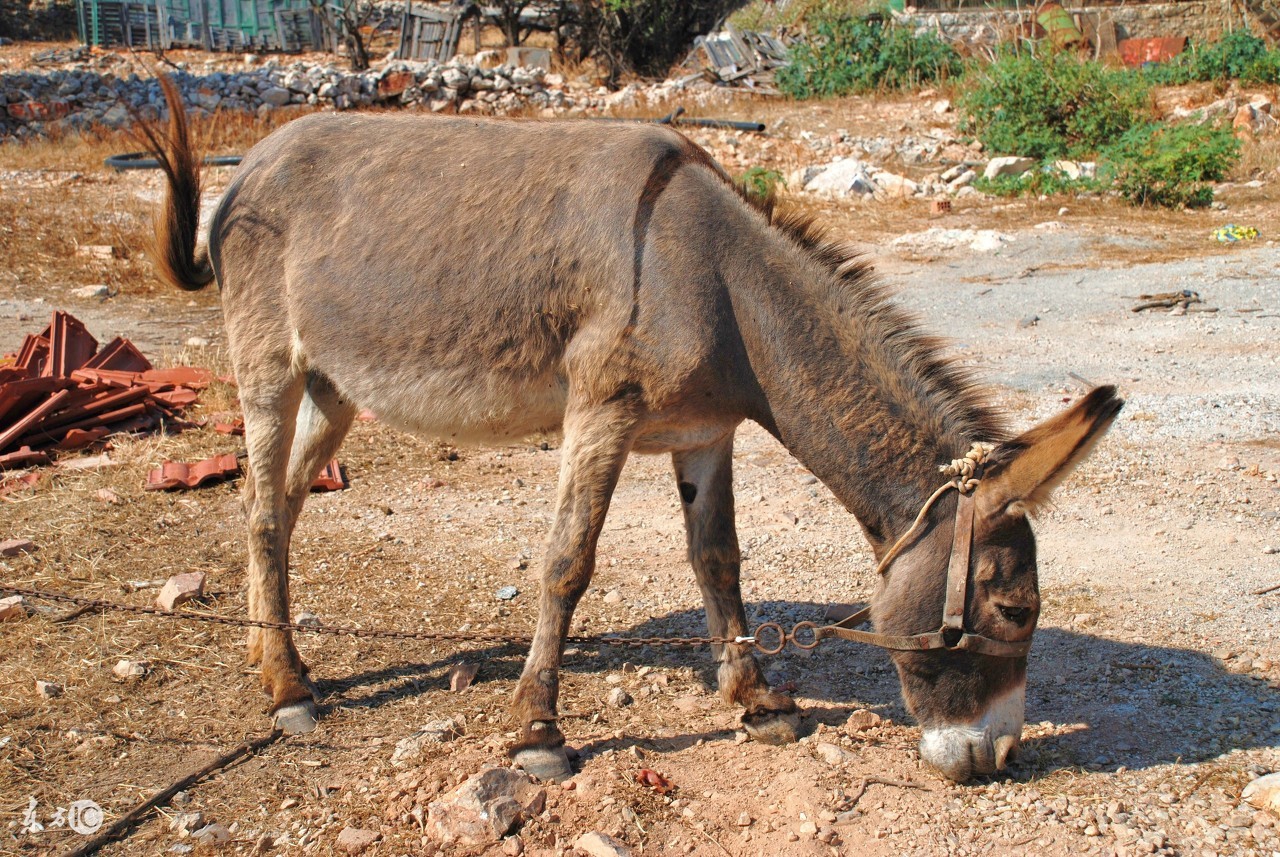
789 621 821 650
752 622 786 656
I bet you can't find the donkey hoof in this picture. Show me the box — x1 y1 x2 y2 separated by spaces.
742 708 802 745
513 746 574 783
273 700 318 735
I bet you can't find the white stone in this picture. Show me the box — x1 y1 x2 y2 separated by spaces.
803 158 877 197
36 680 62 699
391 718 465 765
575 831 632 857
1243 772 1280 814
982 156 1036 180
815 742 855 766
113 659 150 680
71 284 110 300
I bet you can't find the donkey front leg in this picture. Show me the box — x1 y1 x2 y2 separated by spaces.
510 401 638 782
674 433 801 745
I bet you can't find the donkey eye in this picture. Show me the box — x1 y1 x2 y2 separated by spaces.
998 605 1032 624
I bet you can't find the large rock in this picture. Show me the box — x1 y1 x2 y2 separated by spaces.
1243 772 1280 815
982 156 1036 180
803 158 877 197
426 766 547 846
260 87 292 107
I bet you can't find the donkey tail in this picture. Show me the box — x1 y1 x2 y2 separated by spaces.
141 74 214 291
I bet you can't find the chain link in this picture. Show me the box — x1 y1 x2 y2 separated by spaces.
0 585 754 650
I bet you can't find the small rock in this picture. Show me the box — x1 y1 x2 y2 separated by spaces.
607 687 633 708
448 663 479 691
1018 314 1040 329
495 585 519 601
260 87 292 107
844 709 882 732
799 820 818 836
36 680 63 699
0 538 37 557
575 831 632 857
156 572 206 611
71 284 110 300
0 595 28 622
602 589 623 604
392 718 465 765
113 659 150 681
1243 772 1280 814
502 836 525 855
191 823 232 846
169 811 204 834
280 798 298 809
736 811 753 826
932 98 951 114
97 488 124 505
336 827 379 854
295 612 321 627
185 336 210 348
815 742 855 766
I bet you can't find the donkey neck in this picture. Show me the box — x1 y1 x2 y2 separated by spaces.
728 239 998 552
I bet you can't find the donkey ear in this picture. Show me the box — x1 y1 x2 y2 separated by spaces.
979 386 1124 516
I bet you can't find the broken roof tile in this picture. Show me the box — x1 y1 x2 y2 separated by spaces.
140 367 214 391
42 311 98 379
145 453 241 491
82 337 152 373
311 460 346 492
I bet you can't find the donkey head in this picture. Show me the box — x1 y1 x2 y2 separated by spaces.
873 386 1123 782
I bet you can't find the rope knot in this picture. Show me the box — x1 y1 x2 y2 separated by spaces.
939 442 995 494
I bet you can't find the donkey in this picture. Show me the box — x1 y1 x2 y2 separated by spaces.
144 76 1121 783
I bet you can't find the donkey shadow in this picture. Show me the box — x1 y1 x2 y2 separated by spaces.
316 600 1279 779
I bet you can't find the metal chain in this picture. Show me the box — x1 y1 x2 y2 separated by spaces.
0 585 754 651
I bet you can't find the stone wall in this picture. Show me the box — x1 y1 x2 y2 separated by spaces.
902 1 1254 47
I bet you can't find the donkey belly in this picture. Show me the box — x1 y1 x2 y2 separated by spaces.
320 359 569 444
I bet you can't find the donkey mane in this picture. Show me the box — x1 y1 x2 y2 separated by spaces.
728 180 1010 450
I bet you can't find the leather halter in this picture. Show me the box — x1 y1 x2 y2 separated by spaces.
777 450 1032 659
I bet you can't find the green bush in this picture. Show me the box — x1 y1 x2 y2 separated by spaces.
1140 31 1280 85
738 166 787 199
1100 122 1241 208
958 51 1150 159
776 15 960 99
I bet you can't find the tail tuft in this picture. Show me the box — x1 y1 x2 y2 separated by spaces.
139 75 214 291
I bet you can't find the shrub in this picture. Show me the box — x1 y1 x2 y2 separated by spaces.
776 15 961 99
562 1 743 82
1100 122 1241 208
1140 31 1280 85
958 50 1150 159
738 166 787 198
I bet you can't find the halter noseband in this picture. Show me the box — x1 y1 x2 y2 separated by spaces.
798 443 1032 659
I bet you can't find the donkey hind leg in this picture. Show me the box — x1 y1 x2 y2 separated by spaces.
239 364 343 736
510 401 639 781
268 372 358 734
674 433 801 745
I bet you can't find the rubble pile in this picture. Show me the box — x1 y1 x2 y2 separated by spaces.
0 311 209 468
0 54 726 140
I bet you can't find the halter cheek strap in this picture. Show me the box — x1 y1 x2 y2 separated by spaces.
808 442 1032 659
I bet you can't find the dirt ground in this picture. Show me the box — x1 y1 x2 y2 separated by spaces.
1 75 1279 857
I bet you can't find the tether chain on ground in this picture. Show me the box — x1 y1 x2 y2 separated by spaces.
0 584 755 650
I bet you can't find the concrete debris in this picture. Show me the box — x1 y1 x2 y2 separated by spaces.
1 538 37 556
1 311 207 467
426 765 546 846
336 827 380 854
575 831 633 857
36 680 63 698
156 571 206 611
0 595 28 621
391 718 465 765
112 659 151 680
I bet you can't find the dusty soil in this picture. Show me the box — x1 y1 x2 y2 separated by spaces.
1 78 1279 857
